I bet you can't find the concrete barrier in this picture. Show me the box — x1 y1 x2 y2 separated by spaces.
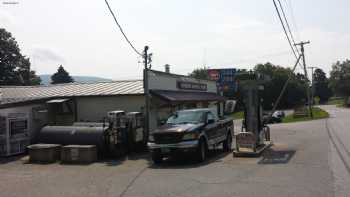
27 144 61 163
61 145 97 164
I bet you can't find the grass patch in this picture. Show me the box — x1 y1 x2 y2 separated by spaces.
327 97 345 107
231 111 244 119
282 107 329 123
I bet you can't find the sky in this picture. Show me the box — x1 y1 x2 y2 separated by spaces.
1 0 349 80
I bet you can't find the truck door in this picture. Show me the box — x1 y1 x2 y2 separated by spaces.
204 112 218 145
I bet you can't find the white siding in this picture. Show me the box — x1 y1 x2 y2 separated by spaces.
76 96 145 122
0 104 48 141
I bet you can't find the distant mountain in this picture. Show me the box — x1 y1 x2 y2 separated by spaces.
39 74 112 85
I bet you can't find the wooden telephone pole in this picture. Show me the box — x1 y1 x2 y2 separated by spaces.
143 46 151 143
295 41 313 118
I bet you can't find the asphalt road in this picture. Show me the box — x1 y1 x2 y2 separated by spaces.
0 105 349 197
320 105 350 197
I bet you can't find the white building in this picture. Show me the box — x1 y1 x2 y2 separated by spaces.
0 69 225 156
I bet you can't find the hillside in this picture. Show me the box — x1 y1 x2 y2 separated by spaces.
39 74 112 85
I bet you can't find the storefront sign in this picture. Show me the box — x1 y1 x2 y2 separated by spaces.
177 81 207 91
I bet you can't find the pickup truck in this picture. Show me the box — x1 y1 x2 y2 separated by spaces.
148 108 234 164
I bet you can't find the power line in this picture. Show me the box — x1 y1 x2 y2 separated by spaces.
286 0 301 41
103 0 143 56
272 0 303 69
272 0 298 56
272 0 298 58
277 0 300 54
276 0 304 70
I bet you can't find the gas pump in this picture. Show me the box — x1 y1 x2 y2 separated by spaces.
106 110 128 155
234 78 272 156
107 111 147 153
126 112 146 151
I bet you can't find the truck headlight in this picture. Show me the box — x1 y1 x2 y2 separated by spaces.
182 133 198 140
148 134 154 142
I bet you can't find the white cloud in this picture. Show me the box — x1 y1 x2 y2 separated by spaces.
0 9 13 25
1 0 349 79
298 28 350 74
30 47 66 63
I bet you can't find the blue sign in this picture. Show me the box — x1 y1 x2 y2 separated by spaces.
208 68 237 93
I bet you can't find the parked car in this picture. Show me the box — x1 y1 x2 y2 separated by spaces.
148 108 234 164
273 110 285 118
263 110 285 124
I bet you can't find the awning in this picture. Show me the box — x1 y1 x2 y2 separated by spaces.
150 90 226 103
46 98 70 104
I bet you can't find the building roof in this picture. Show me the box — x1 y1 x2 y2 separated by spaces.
0 80 144 106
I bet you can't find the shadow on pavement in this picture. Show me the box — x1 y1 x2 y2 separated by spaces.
0 154 27 165
149 149 231 169
258 148 296 165
102 151 150 166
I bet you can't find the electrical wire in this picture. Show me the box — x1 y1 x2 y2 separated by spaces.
103 0 143 56
269 0 307 115
267 54 302 122
272 0 298 59
286 0 301 41
272 0 303 70
277 0 300 54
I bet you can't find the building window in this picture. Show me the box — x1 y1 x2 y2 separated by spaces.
9 119 28 136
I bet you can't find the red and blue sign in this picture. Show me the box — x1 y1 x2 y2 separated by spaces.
208 68 237 93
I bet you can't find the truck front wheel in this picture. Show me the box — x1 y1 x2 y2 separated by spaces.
195 139 207 162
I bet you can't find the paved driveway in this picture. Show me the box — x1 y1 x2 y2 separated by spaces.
2 106 348 197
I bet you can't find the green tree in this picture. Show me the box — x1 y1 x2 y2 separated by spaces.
329 60 350 100
188 66 209 80
313 68 332 103
254 62 307 109
0 28 41 85
51 65 74 84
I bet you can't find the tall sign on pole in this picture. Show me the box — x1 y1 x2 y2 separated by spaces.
207 68 237 97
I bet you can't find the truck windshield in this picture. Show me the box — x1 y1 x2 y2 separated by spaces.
166 111 205 124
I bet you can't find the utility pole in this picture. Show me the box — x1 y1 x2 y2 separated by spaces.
143 46 151 145
308 66 318 107
295 41 313 118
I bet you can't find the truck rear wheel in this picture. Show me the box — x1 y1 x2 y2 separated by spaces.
151 150 163 164
195 139 207 162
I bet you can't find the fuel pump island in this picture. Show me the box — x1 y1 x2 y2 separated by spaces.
233 73 273 157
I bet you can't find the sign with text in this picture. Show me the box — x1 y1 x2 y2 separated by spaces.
208 68 237 94
177 81 207 91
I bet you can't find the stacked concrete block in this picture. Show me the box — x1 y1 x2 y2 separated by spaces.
61 145 97 164
27 144 61 163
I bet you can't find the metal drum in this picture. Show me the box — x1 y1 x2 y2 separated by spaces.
37 126 109 153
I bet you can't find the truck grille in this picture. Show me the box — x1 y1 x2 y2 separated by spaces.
153 132 183 144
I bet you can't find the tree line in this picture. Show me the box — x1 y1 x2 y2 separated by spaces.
189 60 350 109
